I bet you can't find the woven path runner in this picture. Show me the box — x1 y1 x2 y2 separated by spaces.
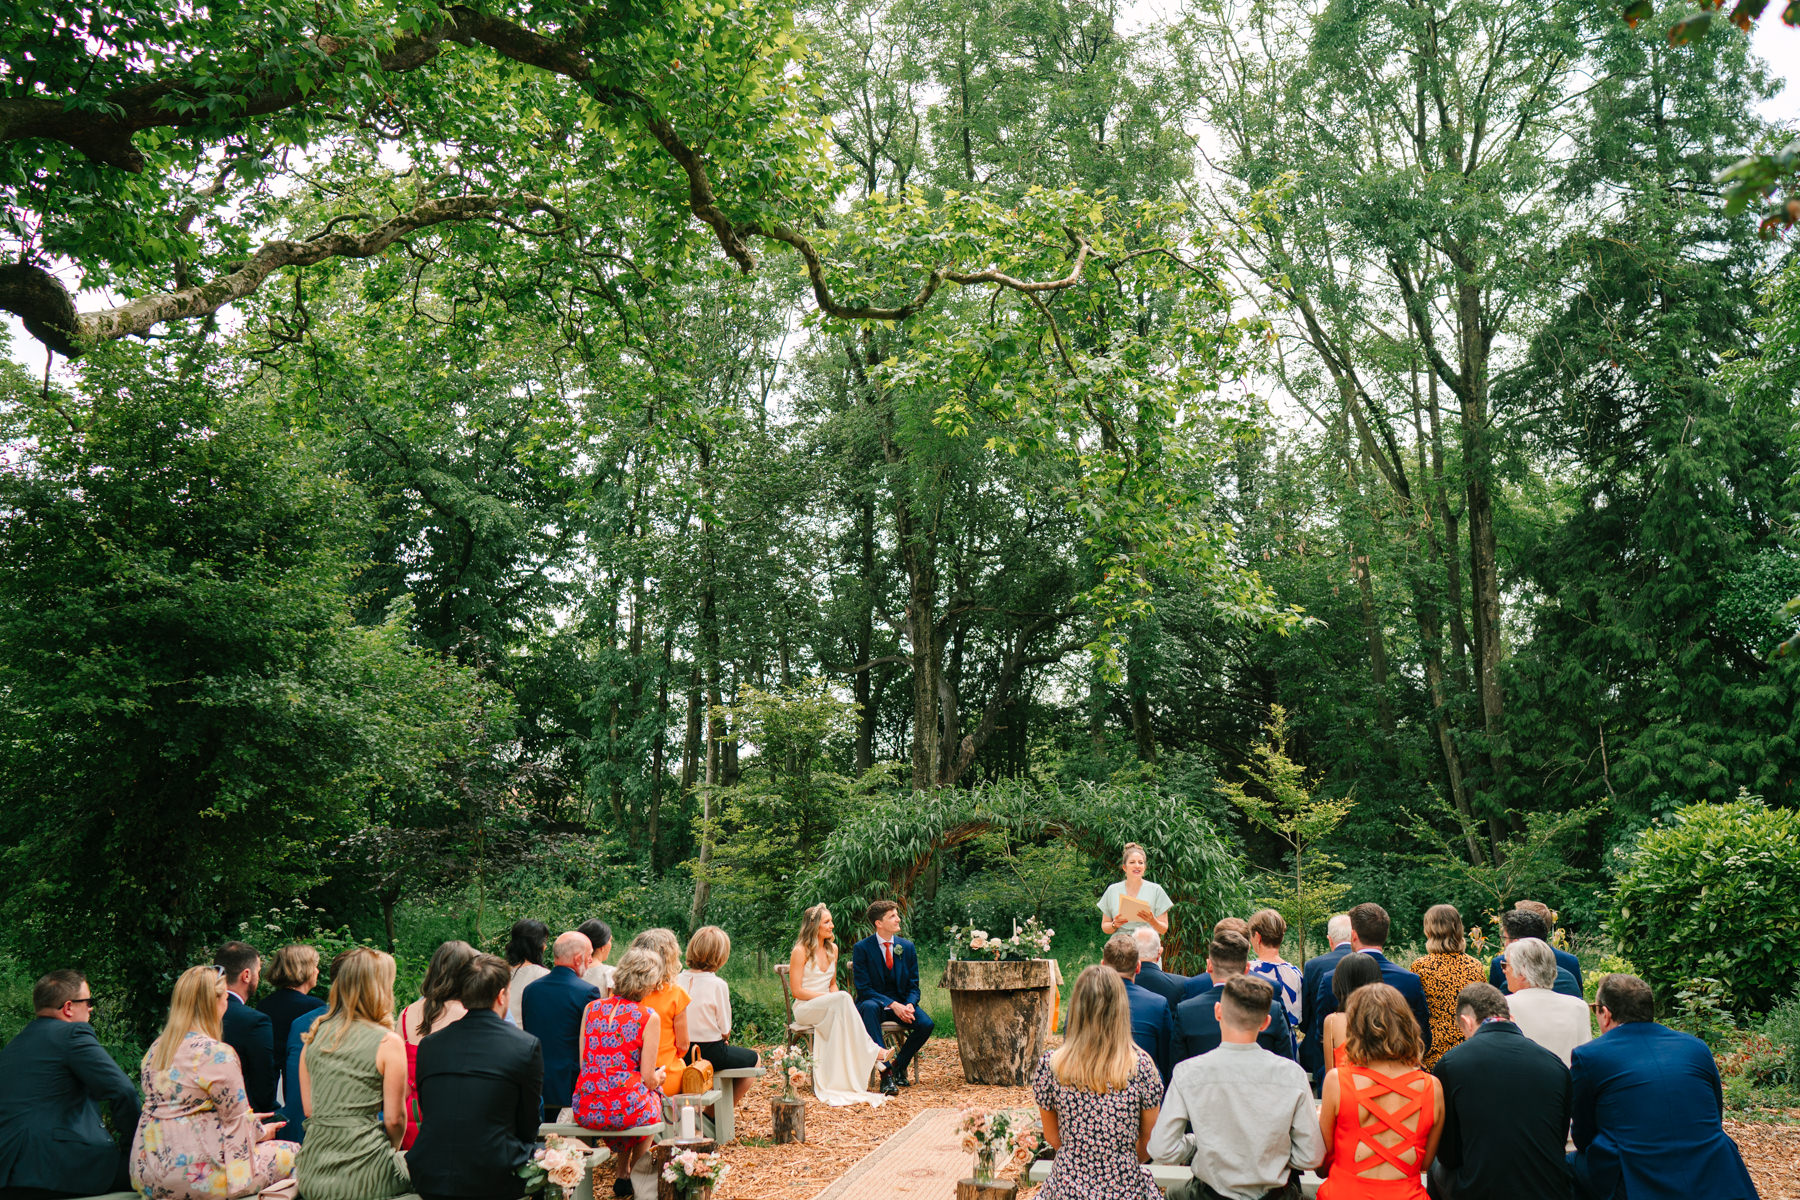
809 1106 975 1200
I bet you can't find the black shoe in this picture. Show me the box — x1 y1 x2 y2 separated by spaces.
893 1069 914 1086
879 1069 898 1095
612 1179 634 1197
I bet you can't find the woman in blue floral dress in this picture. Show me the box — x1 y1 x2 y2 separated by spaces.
573 948 667 1191
1031 965 1163 1200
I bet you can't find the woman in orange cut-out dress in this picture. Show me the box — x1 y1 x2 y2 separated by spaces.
1317 983 1444 1200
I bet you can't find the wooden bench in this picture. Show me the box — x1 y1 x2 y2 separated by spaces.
709 1064 764 1144
774 963 922 1085
1023 1162 1324 1197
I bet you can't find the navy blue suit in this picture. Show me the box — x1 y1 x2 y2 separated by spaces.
851 935 932 1077
1179 971 1215 1001
1491 948 1585 998
1568 1021 1758 1200
222 993 277 1113
521 964 601 1116
0 1017 141 1195
280 1008 325 1143
1123 977 1175 1082
1309 949 1432 1057
1300 942 1353 1080
1172 984 1294 1064
1135 962 1187 1011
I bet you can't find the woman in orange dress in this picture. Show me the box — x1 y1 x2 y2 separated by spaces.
1408 905 1486 1070
1317 983 1444 1200
629 928 691 1097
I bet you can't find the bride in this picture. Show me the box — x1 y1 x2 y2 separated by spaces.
788 904 890 1107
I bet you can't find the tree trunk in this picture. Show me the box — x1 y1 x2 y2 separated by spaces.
690 441 720 930
771 1098 805 1145
853 491 877 775
647 630 671 869
1351 545 1395 734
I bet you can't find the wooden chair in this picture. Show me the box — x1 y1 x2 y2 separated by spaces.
774 963 921 1084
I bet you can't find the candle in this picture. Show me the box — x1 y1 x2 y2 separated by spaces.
679 1104 696 1140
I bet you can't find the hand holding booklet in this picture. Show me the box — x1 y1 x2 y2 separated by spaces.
1116 893 1156 925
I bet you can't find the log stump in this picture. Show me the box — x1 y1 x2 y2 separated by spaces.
940 959 1057 1085
771 1096 805 1144
955 1180 1018 1200
652 1136 716 1200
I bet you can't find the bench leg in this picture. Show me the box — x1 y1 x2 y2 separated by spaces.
712 1097 735 1144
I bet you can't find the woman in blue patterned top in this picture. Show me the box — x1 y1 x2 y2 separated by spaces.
1247 908 1304 1029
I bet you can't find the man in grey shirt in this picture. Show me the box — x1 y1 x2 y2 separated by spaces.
1149 975 1326 1200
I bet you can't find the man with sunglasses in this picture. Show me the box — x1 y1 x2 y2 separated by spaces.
0 970 140 1200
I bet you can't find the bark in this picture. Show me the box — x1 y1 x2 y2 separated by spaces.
689 441 720 930
1351 546 1396 735
648 629 672 869
853 491 878 774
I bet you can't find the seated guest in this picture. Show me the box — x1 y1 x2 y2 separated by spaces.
1150 974 1325 1200
1488 909 1580 998
257 946 325 1097
630 929 694 1098
1318 951 1384 1073
851 902 933 1096
579 919 616 996
280 984 335 1145
214 941 277 1114
1503 938 1590 1067
1569 974 1758 1200
1408 906 1485 1070
1104 932 1175 1083
0 970 141 1199
573 948 668 1194
1032 965 1164 1200
1248 909 1303 1031
1183 917 1251 1000
293 948 408 1200
1429 983 1570 1200
398 940 477 1148
1300 913 1355 1088
1174 931 1293 1064
1316 983 1444 1200
1310 903 1433 1059
409 954 545 1200
131 966 300 1200
786 905 890 1107
504 919 551 1026
1132 927 1189 1011
679 926 761 1107
1517 902 1582 991
523 931 602 1121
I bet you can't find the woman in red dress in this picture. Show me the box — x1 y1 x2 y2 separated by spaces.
1317 983 1444 1200
574 947 668 1194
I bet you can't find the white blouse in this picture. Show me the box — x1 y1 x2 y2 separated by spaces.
505 961 548 1026
676 969 733 1042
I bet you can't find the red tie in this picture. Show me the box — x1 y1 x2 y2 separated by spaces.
884 941 894 970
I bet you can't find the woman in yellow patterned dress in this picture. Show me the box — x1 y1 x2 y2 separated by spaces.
131 967 300 1200
1407 905 1486 1070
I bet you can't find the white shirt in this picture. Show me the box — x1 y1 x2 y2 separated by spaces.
505 962 549 1027
1508 986 1593 1066
582 961 615 998
676 969 733 1043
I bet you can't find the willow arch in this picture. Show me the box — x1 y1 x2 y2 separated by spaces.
796 778 1249 967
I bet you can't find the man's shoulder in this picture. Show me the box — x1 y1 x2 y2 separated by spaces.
225 1000 270 1030
1175 1045 1309 1086
851 934 878 954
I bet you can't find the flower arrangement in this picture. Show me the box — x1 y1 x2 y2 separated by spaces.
767 1043 813 1100
518 1134 588 1197
957 1106 1041 1182
661 1148 729 1198
946 916 1054 962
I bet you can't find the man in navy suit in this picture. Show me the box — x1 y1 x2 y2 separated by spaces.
1131 928 1187 1011
1300 912 1353 1088
1180 917 1249 1001
520 930 601 1120
852 901 932 1095
214 941 277 1113
1173 931 1293 1063
1103 933 1174 1082
1489 908 1583 998
1309 903 1432 1058
1568 973 1758 1200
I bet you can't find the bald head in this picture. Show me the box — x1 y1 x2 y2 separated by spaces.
553 931 593 969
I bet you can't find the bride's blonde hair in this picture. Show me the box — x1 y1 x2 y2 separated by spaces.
1050 965 1138 1093
795 904 836 962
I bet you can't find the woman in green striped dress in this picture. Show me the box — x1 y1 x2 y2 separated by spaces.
294 948 410 1200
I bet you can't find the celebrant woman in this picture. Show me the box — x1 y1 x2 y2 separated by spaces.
1098 842 1171 937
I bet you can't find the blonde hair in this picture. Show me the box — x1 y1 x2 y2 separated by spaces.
1120 842 1148 870
267 944 320 990
1050 965 1138 1093
304 947 396 1053
629 928 682 989
685 926 731 973
148 966 227 1074
1423 904 1466 954
795 904 836 964
612 947 665 1002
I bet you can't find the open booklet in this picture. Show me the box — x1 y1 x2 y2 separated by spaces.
1116 893 1157 925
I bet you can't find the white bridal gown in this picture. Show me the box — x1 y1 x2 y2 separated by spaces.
792 955 888 1107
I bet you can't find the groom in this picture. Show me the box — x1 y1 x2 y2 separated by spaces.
852 900 933 1095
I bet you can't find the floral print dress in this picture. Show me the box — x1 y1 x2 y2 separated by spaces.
572 996 662 1141
1030 1047 1163 1200
131 1031 300 1200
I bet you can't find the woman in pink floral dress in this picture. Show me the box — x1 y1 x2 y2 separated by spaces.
131 966 300 1200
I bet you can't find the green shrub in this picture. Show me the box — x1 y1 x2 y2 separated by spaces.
1608 793 1800 1013
1756 984 1800 1094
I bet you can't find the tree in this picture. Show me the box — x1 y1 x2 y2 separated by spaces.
1219 706 1354 963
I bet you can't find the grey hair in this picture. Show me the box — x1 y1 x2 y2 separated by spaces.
1326 913 1353 946
1133 926 1163 962
1508 937 1558 990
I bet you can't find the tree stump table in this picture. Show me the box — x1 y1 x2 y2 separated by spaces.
939 958 1057 1085
652 1136 717 1200
955 1180 1018 1199
771 1095 804 1144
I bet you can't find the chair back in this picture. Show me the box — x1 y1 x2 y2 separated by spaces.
774 963 797 1023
